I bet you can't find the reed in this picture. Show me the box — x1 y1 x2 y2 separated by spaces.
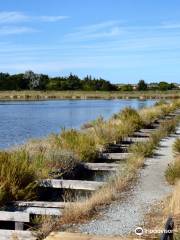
173 138 180 154
60 116 180 225
166 137 180 184
21 100 180 174
0 151 38 206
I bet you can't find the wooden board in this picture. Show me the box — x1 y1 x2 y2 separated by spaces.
102 152 132 160
39 179 105 191
84 163 119 171
125 137 148 143
0 230 36 240
133 131 150 137
13 201 68 208
24 207 62 216
140 128 156 133
45 232 139 240
0 211 29 222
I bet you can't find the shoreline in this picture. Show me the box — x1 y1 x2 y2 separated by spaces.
0 90 179 101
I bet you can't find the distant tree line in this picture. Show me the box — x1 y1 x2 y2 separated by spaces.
119 80 178 91
0 71 117 91
0 71 178 91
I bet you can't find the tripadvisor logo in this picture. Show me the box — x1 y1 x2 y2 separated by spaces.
135 227 143 236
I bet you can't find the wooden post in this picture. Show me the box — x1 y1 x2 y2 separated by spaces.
15 222 24 230
160 217 174 240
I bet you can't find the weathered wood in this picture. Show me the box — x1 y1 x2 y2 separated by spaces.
140 128 156 133
39 179 105 191
0 211 29 222
45 232 135 240
133 131 150 137
15 222 24 230
151 123 160 128
24 207 62 216
160 217 174 240
102 152 132 160
126 137 148 142
14 201 68 208
84 163 119 171
0 230 36 240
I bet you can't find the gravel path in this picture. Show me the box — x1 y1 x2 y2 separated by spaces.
79 128 180 236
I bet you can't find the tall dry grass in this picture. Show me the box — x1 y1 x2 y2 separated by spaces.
166 137 180 184
0 151 38 206
60 115 180 224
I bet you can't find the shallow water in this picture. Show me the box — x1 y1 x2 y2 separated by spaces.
0 99 155 149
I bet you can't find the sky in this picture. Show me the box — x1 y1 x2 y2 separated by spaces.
0 0 180 83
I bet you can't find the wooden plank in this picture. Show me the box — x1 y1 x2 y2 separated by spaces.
14 201 67 208
45 232 138 240
24 207 62 216
133 132 150 137
102 152 132 160
15 222 24 230
39 179 105 191
125 137 148 142
0 211 29 222
0 230 36 240
140 128 156 133
84 162 119 171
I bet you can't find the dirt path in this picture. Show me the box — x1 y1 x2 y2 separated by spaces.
79 128 180 236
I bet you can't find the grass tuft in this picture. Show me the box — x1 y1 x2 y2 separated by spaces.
0 151 38 206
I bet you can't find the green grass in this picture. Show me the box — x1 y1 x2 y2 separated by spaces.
166 137 180 184
173 138 180 154
165 157 180 184
0 151 38 206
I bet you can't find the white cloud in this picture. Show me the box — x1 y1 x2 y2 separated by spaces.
0 11 29 23
39 16 69 22
0 26 36 35
65 20 123 41
0 11 69 24
78 20 121 31
160 22 180 29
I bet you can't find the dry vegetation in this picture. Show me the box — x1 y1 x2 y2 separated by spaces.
166 137 180 184
33 101 180 238
144 138 180 240
0 90 180 100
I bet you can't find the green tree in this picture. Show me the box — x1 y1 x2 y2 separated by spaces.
158 81 176 91
121 84 133 91
137 80 147 91
158 82 169 91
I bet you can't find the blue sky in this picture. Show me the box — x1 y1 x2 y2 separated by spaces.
0 0 180 83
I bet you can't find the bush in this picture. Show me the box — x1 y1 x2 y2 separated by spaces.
0 151 38 206
173 138 180 154
166 157 180 184
160 119 177 135
56 129 99 162
129 140 155 157
118 107 143 130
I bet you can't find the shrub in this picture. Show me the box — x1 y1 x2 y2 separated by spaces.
159 119 177 135
55 129 99 162
173 138 180 154
140 106 162 126
129 140 155 157
165 156 180 184
118 107 143 130
0 151 38 206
